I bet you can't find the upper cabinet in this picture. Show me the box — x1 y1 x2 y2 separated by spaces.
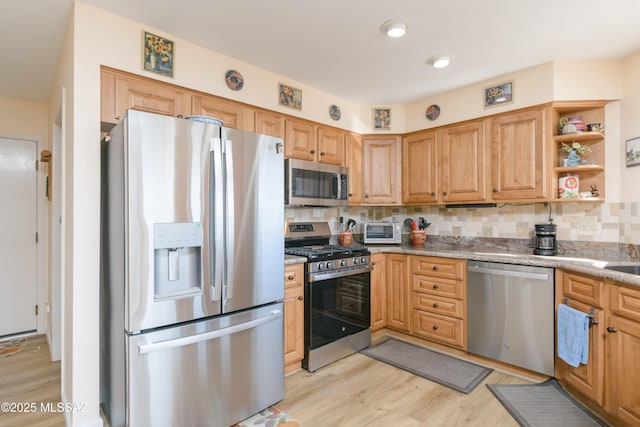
362 135 402 205
101 67 192 126
317 126 345 165
439 120 488 203
550 101 606 202
345 133 363 205
490 108 548 201
402 130 438 205
284 118 344 165
191 95 251 130
255 110 285 138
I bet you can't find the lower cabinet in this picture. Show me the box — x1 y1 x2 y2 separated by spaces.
283 263 304 371
370 253 387 331
410 256 466 350
386 254 410 332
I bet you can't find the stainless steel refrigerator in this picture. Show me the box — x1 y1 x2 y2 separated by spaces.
100 110 285 427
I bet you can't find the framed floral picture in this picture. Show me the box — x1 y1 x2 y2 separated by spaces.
626 136 640 167
373 107 391 130
278 83 302 110
143 31 174 78
484 81 513 108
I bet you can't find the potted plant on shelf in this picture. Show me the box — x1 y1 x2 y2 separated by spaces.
561 142 592 166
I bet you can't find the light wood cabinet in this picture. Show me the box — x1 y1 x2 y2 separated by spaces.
550 101 606 202
402 130 438 204
410 256 466 349
438 121 488 203
362 136 402 205
191 95 249 130
316 125 344 165
101 67 192 125
254 110 285 138
285 118 317 161
491 108 547 201
370 253 387 331
386 254 410 332
555 270 605 405
283 263 304 371
605 284 640 426
345 133 363 205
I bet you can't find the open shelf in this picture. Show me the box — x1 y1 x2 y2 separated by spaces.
554 165 604 173
553 131 605 143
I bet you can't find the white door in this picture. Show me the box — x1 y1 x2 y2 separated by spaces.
0 137 37 337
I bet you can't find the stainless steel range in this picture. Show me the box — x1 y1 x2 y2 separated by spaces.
285 222 371 372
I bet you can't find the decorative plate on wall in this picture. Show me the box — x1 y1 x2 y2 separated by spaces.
329 105 341 121
225 69 244 91
425 104 440 121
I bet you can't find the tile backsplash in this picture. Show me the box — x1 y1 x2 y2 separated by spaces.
286 202 640 245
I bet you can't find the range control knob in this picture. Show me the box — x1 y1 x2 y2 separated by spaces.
360 257 367 264
340 259 347 267
325 262 333 270
317 263 324 271
353 258 360 264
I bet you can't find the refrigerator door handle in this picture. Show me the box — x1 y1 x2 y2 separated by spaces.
137 309 283 354
210 138 224 302
223 139 235 300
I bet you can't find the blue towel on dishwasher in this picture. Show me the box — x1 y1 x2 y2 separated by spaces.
557 303 590 368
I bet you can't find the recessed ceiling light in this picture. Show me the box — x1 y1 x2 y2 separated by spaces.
429 56 450 68
381 20 407 38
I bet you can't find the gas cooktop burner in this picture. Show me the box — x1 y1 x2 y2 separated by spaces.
285 244 369 261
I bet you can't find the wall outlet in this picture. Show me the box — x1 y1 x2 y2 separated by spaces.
578 216 597 231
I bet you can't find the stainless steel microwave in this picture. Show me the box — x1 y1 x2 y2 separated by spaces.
285 159 348 206
363 222 402 244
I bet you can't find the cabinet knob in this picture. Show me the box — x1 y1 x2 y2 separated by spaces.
348 193 353 197
320 152 326 156
607 326 617 333
297 295 303 301
442 191 448 196
371 261 376 266
432 266 438 271
433 284 439 289
493 188 498 193
433 303 439 308
310 150 316 154
287 275 294 280
430 192 435 196
365 194 369 198
432 325 439 330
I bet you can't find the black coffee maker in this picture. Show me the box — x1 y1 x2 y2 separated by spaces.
530 223 557 255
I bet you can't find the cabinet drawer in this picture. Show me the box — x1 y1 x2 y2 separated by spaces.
562 272 603 307
412 293 463 319
284 264 303 288
610 284 640 322
412 310 464 349
412 275 463 299
412 256 465 280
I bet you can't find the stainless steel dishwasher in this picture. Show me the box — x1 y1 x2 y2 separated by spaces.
467 261 555 376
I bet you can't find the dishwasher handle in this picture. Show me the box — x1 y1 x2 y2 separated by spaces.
468 265 551 281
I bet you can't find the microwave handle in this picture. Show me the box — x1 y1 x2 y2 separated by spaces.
333 173 341 200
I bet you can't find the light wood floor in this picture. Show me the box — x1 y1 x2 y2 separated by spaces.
0 335 532 427
0 334 65 427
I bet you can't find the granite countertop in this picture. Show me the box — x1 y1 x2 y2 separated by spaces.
367 244 640 288
285 254 307 265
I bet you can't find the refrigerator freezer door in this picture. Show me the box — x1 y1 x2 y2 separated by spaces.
125 303 285 427
221 129 284 313
106 110 223 332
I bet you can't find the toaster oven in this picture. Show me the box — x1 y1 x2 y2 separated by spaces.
363 222 401 244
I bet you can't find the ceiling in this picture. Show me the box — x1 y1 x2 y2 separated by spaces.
4 0 640 104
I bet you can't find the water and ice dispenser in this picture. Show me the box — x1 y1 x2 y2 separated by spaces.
153 222 203 299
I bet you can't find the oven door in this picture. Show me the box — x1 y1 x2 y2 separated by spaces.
306 271 370 351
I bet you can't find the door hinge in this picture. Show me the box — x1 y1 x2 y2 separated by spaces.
35 305 39 316
35 232 38 243
35 160 39 171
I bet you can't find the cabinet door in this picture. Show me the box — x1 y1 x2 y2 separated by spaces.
255 110 285 138
402 131 438 204
285 119 317 161
101 70 118 125
191 95 247 130
362 136 401 205
386 254 409 332
115 76 192 122
345 133 363 205
283 264 304 369
491 109 546 200
438 121 487 202
370 253 387 331
555 298 604 405
317 126 344 165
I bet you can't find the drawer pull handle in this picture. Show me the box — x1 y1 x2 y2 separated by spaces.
297 295 303 301
432 325 438 330
607 327 617 333
433 266 438 271
433 303 439 308
433 284 439 289
310 150 316 154
287 275 294 280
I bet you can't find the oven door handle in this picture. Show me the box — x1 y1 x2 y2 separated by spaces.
308 266 371 282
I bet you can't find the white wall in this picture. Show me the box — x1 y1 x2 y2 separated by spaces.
621 50 640 203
